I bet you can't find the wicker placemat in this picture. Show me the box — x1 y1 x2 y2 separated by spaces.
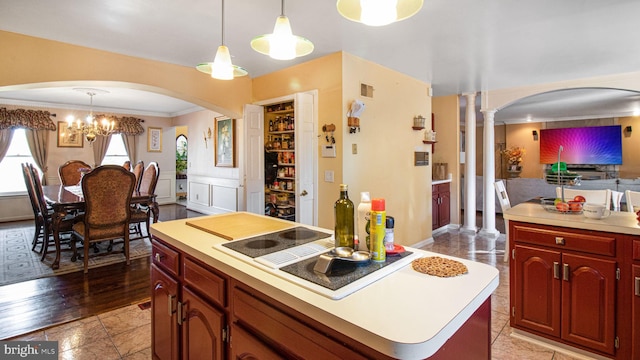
411 256 468 277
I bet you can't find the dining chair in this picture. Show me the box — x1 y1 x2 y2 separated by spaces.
555 187 612 209
28 164 76 262
122 160 131 171
625 190 640 213
130 162 159 241
132 160 144 191
58 160 92 186
70 165 136 274
494 180 510 262
21 163 47 252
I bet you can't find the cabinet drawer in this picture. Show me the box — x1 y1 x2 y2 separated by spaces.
152 240 180 277
232 284 367 360
634 239 640 261
183 257 227 308
512 224 616 257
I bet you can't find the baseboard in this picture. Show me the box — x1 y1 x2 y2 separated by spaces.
511 329 608 360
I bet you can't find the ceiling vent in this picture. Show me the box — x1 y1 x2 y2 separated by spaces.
361 83 374 98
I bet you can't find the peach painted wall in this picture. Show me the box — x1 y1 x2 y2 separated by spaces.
252 52 343 230
341 53 432 245
432 95 461 225
0 31 251 118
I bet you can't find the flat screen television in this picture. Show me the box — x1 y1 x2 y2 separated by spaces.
539 125 623 165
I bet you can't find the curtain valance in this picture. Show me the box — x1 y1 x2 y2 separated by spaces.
0 107 57 130
94 115 145 135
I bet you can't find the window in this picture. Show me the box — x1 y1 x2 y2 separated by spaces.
101 134 130 166
0 129 40 194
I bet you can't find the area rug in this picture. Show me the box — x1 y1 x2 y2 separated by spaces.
0 227 152 286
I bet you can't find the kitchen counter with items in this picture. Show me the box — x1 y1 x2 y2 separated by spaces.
150 212 499 359
503 202 640 359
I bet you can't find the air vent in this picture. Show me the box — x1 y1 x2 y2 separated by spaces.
361 83 374 98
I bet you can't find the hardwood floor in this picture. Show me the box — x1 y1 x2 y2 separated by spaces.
0 203 203 340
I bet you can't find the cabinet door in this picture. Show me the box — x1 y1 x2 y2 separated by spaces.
151 264 180 360
438 188 450 227
181 287 226 360
229 324 282 360
512 244 561 337
633 264 640 359
432 192 440 230
561 253 616 354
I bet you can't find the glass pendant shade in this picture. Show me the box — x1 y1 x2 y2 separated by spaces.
337 0 423 26
211 45 234 80
250 3 313 60
195 0 247 79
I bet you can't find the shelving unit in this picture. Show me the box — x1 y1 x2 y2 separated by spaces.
265 101 297 221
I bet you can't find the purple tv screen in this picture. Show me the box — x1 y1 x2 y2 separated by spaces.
539 125 622 165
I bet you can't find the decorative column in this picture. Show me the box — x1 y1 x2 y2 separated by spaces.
479 108 500 238
461 93 477 234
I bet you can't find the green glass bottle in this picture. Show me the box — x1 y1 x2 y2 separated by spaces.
334 184 355 248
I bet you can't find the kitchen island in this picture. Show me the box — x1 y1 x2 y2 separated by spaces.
149 212 499 359
503 202 640 359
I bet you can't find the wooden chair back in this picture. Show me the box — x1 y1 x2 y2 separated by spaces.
81 165 136 232
58 160 92 186
132 161 144 191
21 163 40 218
122 160 131 171
138 162 160 195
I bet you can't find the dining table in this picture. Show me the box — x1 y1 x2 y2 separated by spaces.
42 184 159 269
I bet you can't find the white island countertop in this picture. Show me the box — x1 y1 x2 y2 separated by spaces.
150 212 499 359
503 201 640 235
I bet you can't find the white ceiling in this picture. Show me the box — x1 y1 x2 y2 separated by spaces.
1 0 639 121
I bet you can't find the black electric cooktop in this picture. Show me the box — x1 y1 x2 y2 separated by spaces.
280 251 413 291
222 226 332 258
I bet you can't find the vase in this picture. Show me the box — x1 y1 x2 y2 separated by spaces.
507 165 522 178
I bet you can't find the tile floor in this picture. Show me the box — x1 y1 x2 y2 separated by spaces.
8 221 597 359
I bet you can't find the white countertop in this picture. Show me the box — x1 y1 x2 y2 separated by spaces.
503 201 640 235
150 212 499 359
432 179 452 185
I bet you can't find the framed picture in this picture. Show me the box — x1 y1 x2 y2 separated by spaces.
215 117 235 167
57 122 83 148
147 127 162 152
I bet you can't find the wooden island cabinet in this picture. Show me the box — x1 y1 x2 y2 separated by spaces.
504 203 640 359
149 212 499 360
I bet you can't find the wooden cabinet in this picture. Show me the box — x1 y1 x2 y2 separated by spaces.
632 238 640 359
432 182 450 230
510 222 619 357
151 240 228 360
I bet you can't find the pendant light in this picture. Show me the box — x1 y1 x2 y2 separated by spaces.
196 0 247 80
337 0 424 26
250 0 314 60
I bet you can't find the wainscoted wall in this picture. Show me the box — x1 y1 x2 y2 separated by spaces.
185 174 239 215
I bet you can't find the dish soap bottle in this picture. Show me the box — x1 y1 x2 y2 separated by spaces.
356 192 371 251
334 184 355 249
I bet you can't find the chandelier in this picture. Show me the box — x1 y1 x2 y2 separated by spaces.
64 89 115 144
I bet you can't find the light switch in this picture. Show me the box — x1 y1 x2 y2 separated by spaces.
324 170 334 183
352 143 358 154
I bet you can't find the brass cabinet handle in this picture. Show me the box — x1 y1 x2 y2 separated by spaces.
555 237 565 245
177 301 185 326
300 190 308 196
553 262 560 279
168 294 175 316
563 264 570 281
635 277 640 297
154 253 164 263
